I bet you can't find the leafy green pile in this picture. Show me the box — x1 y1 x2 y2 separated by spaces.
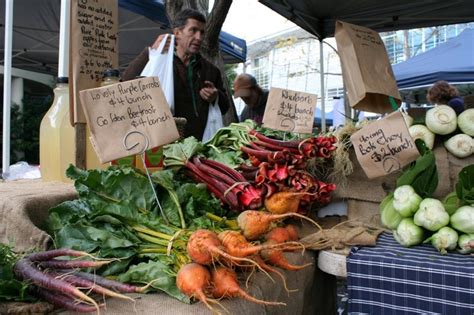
46 165 228 302
0 244 36 302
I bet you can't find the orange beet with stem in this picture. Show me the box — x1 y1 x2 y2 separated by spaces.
237 210 322 240
218 231 303 258
210 267 285 306
176 263 215 311
264 191 312 214
265 225 299 243
187 229 266 271
260 240 312 271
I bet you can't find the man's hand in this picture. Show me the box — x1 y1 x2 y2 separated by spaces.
151 34 172 52
199 81 218 103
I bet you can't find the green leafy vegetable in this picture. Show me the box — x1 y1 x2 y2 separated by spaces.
396 139 438 198
163 137 204 168
116 261 189 303
0 244 36 302
455 164 474 205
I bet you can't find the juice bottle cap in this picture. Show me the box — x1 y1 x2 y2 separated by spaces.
103 69 120 78
57 77 69 84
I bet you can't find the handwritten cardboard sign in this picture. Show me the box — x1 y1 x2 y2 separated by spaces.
79 77 180 163
350 111 419 179
70 0 119 123
335 20 401 113
262 88 317 134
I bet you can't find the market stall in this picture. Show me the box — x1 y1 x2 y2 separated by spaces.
1 1 474 313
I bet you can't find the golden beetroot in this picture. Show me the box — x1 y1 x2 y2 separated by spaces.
237 210 321 240
176 263 215 311
264 191 311 214
210 266 285 306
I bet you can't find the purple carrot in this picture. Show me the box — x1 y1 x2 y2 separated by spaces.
35 288 100 313
13 259 99 310
27 249 91 262
69 271 145 293
38 259 111 270
48 272 134 301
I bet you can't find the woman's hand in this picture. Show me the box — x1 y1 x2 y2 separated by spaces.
199 81 218 103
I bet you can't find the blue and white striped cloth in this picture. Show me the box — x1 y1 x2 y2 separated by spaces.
347 232 474 315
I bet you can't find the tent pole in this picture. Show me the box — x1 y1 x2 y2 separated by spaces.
319 40 326 131
58 0 70 77
2 0 13 176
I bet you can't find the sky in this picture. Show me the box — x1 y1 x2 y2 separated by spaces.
212 0 297 42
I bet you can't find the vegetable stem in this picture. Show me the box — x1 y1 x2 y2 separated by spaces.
205 212 239 230
132 225 173 240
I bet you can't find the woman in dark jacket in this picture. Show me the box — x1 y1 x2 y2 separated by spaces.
426 80 464 114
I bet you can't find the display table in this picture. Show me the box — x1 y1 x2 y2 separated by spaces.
0 179 332 315
347 233 474 314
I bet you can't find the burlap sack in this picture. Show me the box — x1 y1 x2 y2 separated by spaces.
0 180 77 252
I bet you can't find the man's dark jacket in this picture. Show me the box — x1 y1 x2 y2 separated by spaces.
122 48 229 140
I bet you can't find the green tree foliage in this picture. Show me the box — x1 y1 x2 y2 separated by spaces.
10 94 52 165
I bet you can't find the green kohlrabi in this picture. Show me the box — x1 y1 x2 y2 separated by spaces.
450 205 474 234
393 185 422 217
380 194 403 230
393 218 425 247
425 226 458 255
457 234 474 254
413 198 449 231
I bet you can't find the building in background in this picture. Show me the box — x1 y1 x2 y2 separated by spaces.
236 23 474 118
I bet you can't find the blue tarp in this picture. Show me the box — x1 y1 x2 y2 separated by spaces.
393 28 474 89
118 0 247 63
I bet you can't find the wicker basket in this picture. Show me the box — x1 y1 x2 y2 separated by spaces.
174 117 187 140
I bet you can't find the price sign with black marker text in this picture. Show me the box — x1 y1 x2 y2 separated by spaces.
262 88 317 134
79 77 179 163
350 111 419 179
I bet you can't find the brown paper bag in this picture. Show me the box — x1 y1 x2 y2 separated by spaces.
79 77 180 163
70 0 119 123
335 20 401 113
350 111 419 179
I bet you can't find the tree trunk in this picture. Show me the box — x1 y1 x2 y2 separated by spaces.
165 0 238 125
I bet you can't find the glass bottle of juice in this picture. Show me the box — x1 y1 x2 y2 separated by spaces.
39 77 75 182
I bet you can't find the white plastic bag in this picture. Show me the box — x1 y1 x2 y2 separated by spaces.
3 161 41 181
202 102 224 142
140 34 175 113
